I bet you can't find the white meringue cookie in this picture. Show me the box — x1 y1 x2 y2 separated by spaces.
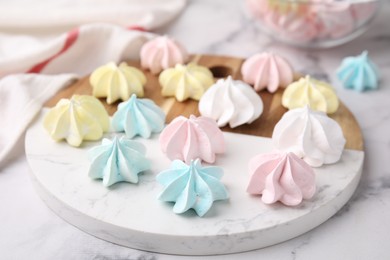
198 76 263 128
272 106 346 167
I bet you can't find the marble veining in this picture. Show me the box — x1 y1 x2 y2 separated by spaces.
24 109 363 255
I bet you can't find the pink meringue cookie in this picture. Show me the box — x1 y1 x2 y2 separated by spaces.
313 2 355 39
350 2 378 26
241 52 294 93
247 152 316 206
159 115 225 164
260 7 318 43
140 35 189 75
276 13 318 42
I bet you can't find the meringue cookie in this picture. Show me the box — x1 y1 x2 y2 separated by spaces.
282 75 339 114
90 62 146 104
272 106 346 167
241 52 294 93
112 94 165 138
157 159 229 217
159 115 225 164
88 136 150 187
266 11 319 42
351 2 378 26
247 152 316 206
199 76 263 128
159 63 214 102
247 0 380 46
43 95 109 147
140 35 189 74
313 1 355 39
336 51 379 92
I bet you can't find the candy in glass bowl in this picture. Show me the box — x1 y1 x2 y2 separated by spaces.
246 0 381 48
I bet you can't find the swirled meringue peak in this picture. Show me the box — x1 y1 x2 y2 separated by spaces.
247 152 316 206
282 75 339 114
112 94 165 139
157 159 229 217
88 136 150 187
241 52 294 93
199 76 263 128
272 106 346 167
159 115 225 164
43 95 109 147
159 63 214 102
337 51 379 92
90 62 146 104
140 35 189 74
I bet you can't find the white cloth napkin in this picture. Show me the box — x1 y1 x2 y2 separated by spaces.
0 0 186 32
0 23 158 168
0 24 154 77
0 0 187 168
0 74 77 165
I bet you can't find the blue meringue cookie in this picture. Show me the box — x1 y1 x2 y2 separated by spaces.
112 94 166 138
156 159 229 217
337 51 379 92
88 136 150 187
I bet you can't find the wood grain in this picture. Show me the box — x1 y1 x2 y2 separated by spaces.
44 55 363 151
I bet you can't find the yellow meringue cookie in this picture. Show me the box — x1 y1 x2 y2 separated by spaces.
90 62 146 104
159 63 214 102
43 95 110 147
282 75 339 114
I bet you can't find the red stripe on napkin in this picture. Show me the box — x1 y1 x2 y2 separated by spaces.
27 28 79 73
127 25 147 32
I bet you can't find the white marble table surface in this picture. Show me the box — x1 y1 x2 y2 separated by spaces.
1 0 390 259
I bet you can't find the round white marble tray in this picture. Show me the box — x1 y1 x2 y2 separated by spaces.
25 110 364 255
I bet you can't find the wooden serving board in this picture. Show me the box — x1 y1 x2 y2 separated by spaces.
44 54 363 151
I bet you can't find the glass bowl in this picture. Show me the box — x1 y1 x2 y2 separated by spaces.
246 0 381 48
